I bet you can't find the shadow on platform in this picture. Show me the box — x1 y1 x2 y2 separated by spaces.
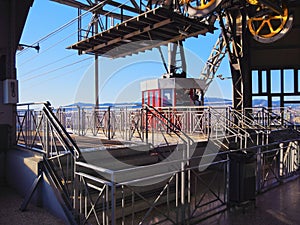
201 177 300 225
1 176 299 225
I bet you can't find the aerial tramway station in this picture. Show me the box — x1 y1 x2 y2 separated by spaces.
1 0 300 224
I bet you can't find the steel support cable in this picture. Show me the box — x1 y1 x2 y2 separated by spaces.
17 0 133 56
23 62 92 88
18 17 97 66
21 57 93 82
18 29 82 67
17 0 111 56
20 53 77 78
17 0 133 68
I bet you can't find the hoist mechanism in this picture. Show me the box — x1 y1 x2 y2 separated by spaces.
246 1 294 43
179 0 294 43
180 0 224 17
177 0 294 105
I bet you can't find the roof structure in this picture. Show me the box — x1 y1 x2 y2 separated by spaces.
67 7 214 58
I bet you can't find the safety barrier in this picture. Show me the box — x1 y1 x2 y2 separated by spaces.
256 139 300 192
16 103 300 224
17 102 80 224
244 107 296 129
73 150 229 225
56 105 268 148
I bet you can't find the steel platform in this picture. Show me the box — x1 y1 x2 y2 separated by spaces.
67 7 214 58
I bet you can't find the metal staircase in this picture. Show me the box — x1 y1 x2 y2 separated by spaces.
17 102 81 224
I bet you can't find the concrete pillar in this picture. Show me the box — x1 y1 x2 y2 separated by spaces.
0 0 18 151
0 0 33 184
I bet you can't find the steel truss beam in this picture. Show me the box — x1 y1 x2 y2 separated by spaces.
217 5 249 111
200 32 227 93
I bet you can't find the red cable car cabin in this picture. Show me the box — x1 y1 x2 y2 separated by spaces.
141 78 206 130
141 78 205 107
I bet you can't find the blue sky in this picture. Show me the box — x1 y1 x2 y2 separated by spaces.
17 0 232 107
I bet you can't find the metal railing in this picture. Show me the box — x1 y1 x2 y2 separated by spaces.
228 107 269 146
209 107 251 149
73 138 300 224
57 105 143 142
244 107 296 130
16 103 300 225
55 105 273 150
255 139 300 192
17 102 81 224
73 149 229 225
142 104 195 147
17 102 80 157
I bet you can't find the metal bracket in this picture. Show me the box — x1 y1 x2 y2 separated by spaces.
19 162 43 211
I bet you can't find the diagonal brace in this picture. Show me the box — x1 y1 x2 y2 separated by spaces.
20 162 43 211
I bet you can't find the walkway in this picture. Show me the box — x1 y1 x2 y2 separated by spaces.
0 185 65 225
0 176 299 225
201 177 300 225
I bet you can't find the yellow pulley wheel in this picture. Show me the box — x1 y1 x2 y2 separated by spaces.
247 0 259 5
185 0 217 10
248 4 289 39
181 0 223 17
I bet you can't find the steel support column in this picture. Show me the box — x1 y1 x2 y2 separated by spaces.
219 7 251 111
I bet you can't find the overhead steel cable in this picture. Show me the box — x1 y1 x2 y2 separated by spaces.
21 57 93 82
20 53 77 78
17 0 130 56
18 0 133 75
18 29 80 66
26 62 92 87
19 0 133 87
17 0 111 56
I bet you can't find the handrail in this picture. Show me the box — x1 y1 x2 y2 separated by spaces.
42 157 78 225
265 107 295 127
210 107 250 136
209 107 251 148
17 102 81 159
229 107 268 131
43 103 81 159
245 106 295 129
17 102 80 224
143 104 195 145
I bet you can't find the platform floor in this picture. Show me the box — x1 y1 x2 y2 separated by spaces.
201 177 300 225
0 185 65 225
1 177 299 224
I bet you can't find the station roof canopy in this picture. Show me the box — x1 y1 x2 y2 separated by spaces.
67 7 214 58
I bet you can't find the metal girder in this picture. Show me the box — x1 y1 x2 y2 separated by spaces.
51 0 146 14
198 5 246 109
218 8 245 111
167 40 187 78
84 18 173 53
50 0 90 10
200 33 227 93
51 0 133 20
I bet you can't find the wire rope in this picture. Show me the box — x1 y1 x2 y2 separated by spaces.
17 0 111 56
18 0 133 88
20 53 77 78
25 62 92 87
17 0 133 70
17 0 131 56
18 29 80 66
21 57 93 82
